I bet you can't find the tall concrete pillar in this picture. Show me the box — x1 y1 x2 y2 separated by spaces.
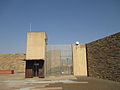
72 44 87 76
25 32 47 78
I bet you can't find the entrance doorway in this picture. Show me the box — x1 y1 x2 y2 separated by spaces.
25 60 44 78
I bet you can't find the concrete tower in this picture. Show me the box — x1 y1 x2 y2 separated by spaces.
25 32 47 78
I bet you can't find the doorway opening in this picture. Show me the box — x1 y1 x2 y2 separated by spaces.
25 60 44 78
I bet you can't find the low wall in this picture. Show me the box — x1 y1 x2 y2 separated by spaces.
86 32 120 82
0 70 14 74
0 54 25 73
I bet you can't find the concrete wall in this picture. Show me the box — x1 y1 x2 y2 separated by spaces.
72 44 87 76
26 32 47 60
0 54 25 73
86 32 120 82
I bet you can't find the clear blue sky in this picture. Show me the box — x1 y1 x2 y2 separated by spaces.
0 0 120 54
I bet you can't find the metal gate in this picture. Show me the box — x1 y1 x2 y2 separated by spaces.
45 45 73 76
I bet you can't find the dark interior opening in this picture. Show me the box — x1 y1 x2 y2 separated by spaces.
25 60 44 78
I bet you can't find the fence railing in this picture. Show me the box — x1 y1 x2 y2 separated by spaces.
45 45 73 76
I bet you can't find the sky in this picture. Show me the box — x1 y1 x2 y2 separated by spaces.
0 0 120 54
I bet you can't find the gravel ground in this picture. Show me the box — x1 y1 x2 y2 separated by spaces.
0 73 120 90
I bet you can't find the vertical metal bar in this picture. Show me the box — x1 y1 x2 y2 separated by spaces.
46 45 73 76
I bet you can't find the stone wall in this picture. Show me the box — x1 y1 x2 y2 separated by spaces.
86 32 120 82
0 54 25 73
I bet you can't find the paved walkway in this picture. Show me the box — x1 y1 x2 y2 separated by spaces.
0 73 120 90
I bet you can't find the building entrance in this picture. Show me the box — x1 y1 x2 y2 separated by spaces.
25 60 44 78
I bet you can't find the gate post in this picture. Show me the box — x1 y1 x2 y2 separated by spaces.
72 44 87 76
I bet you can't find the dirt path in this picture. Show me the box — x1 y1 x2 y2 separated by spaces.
0 73 120 90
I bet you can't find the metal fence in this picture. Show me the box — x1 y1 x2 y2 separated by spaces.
45 45 73 76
